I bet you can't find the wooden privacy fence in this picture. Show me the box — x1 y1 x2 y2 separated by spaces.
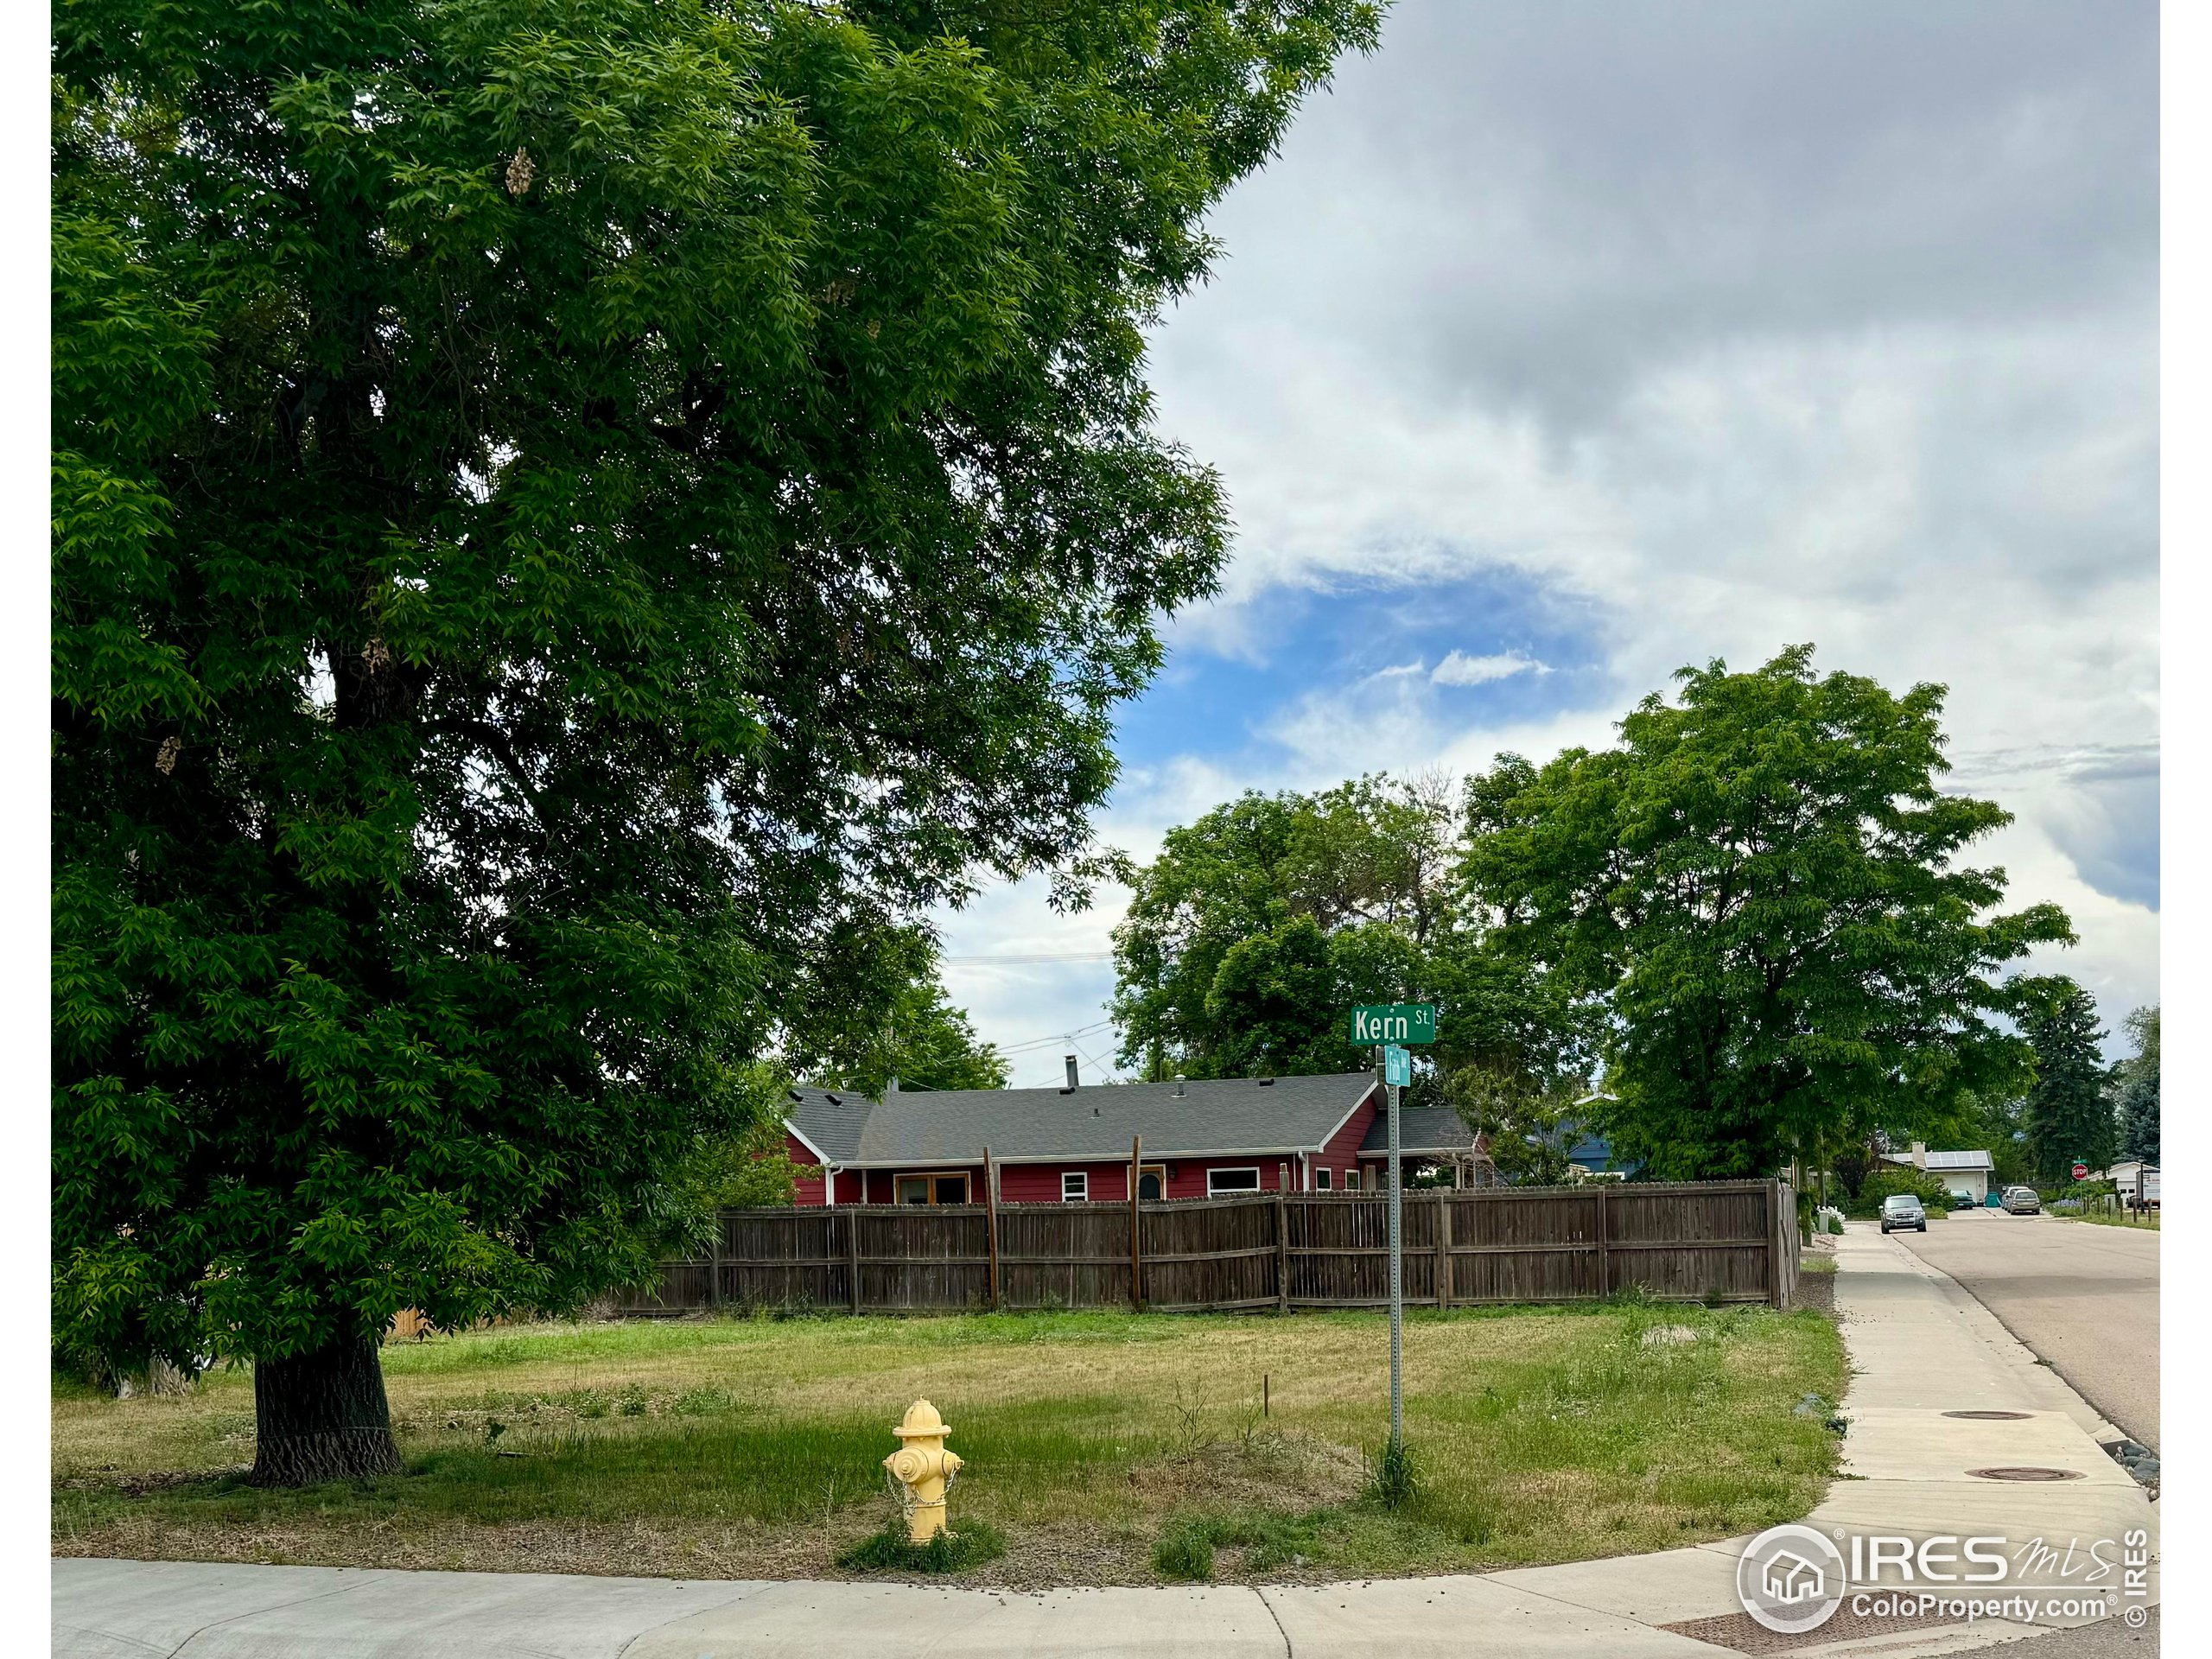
620 1179 1800 1315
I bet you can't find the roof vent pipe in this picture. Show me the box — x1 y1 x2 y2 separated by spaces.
1174 1075 1185 1098
1065 1054 1080 1090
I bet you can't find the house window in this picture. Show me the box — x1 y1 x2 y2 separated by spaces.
897 1173 970 1205
1206 1167 1261 1197
1062 1171 1088 1202
1137 1165 1166 1201
1314 1166 1332 1192
1344 1169 1361 1192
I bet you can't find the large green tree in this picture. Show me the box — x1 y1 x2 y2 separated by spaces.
1462 646 2075 1179
2018 977 2116 1180
54 0 1380 1481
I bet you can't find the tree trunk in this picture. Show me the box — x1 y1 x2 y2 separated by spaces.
251 1332 403 1485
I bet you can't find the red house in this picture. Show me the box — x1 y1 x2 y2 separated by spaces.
779 1065 1471 1205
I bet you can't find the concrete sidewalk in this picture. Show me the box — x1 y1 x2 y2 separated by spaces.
52 1225 2158 1658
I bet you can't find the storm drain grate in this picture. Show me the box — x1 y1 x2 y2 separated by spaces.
1943 1409 2031 1421
1967 1465 2085 1481
1663 1605 1974 1654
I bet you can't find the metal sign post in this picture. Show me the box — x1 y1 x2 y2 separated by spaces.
1348 1011 1433 1460
1380 1043 1403 1446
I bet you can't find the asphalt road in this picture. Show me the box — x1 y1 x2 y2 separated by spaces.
1891 1209 2160 1448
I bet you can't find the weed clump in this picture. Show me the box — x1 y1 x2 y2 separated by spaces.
1153 1509 1327 1581
836 1520 1005 1574
1367 1434 1418 1509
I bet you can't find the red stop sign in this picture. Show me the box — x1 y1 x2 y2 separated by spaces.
2071 1162 2089 1180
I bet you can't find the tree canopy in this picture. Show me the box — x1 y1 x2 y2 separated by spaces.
1460 646 2075 1180
789 926 1009 1096
53 0 1381 1478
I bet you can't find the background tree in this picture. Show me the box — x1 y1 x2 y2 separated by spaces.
2018 977 2116 1180
2114 1005 2159 1165
1462 646 2075 1180
1111 776 1450 1079
53 0 1381 1481
790 926 1009 1096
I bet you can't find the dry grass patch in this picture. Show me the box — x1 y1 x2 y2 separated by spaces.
54 1300 1845 1586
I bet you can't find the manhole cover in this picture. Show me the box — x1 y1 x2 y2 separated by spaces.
1967 1465 2085 1481
1943 1409 2031 1421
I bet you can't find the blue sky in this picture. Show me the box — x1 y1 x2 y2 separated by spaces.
940 0 2158 1084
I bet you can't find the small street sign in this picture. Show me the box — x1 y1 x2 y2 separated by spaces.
1382 1044 1411 1087
2071 1162 2089 1181
1348 1003 1438 1045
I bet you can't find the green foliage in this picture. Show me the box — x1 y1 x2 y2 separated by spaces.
1463 646 2074 1180
2018 977 2116 1180
53 0 1382 1381
1445 1065 1575 1185
1111 774 1580 1095
787 926 1008 1095
2115 1006 2158 1164
1368 1433 1418 1509
1153 1508 1328 1580
677 1107 807 1211
837 1519 1007 1574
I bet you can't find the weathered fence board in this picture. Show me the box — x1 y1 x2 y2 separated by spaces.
620 1179 1796 1316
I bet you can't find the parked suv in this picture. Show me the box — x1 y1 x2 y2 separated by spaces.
2001 1185 2042 1216
1880 1193 1928 1233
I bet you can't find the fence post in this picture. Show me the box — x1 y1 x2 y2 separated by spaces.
1595 1185 1609 1299
709 1209 724 1311
847 1206 862 1315
1274 1191 1290 1313
1129 1135 1144 1313
1434 1190 1451 1308
1768 1179 1787 1309
983 1146 1001 1312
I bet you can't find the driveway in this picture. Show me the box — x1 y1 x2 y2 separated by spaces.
1890 1209 2159 1447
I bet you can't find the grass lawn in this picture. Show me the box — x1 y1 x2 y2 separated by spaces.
2059 1209 2160 1230
54 1299 1846 1588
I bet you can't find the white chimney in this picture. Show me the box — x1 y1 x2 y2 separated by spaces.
1910 1141 1927 1169
1065 1054 1080 1090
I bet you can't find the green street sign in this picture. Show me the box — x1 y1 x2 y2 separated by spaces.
1348 1003 1438 1045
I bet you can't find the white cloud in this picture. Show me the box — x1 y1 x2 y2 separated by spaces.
1432 650 1550 687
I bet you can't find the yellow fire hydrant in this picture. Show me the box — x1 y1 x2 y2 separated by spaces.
884 1399 963 1543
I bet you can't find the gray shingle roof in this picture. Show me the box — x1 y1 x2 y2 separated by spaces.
1358 1104 1475 1157
785 1072 1379 1167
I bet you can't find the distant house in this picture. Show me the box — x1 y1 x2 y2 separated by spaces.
1881 1142 1994 1204
780 1065 1392 1205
